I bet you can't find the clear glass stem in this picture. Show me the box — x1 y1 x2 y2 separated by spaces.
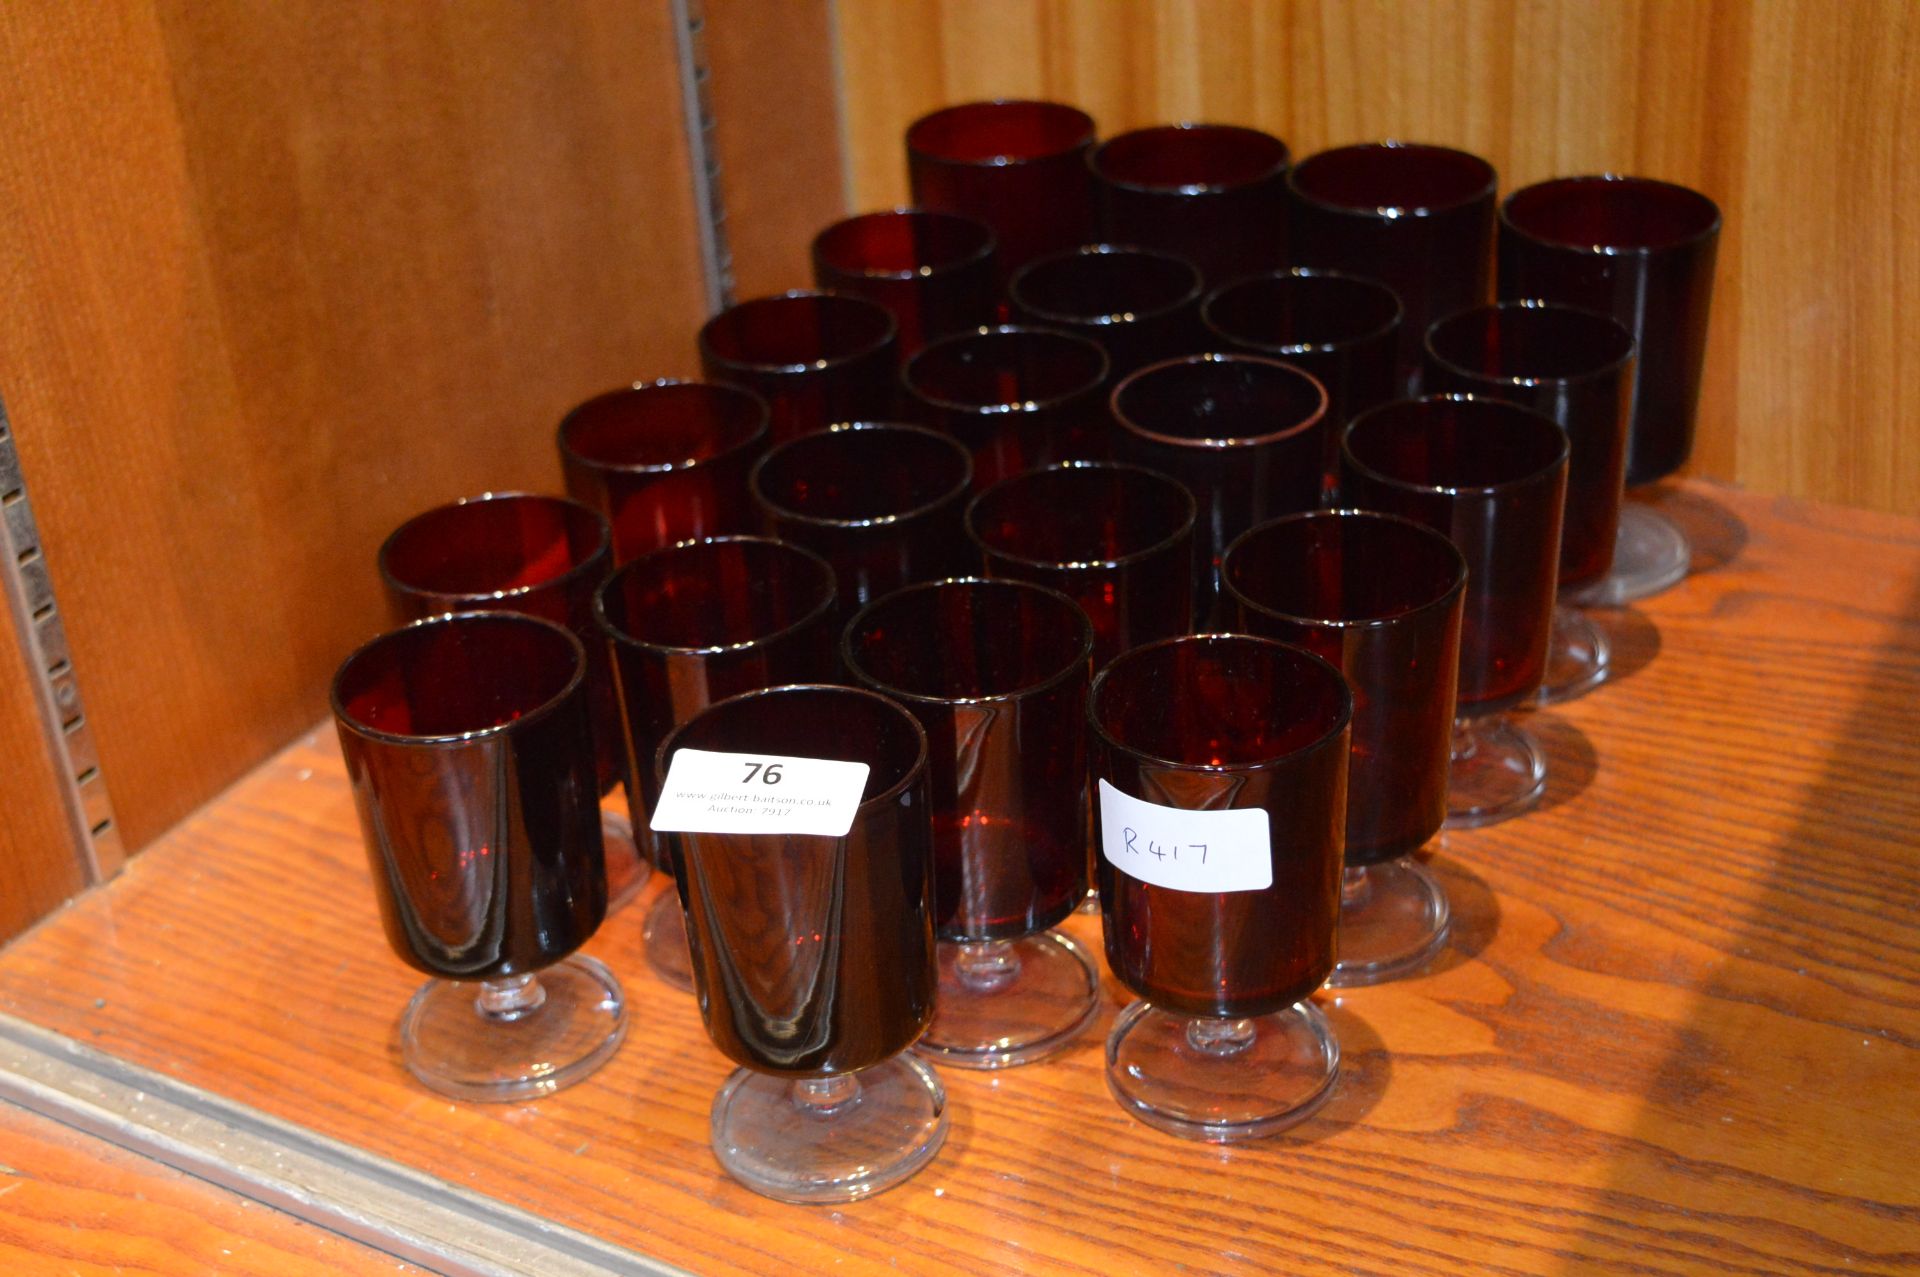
954 939 1021 993
1451 717 1479 763
1341 864 1373 910
474 972 546 1022
791 1072 862 1117
1184 1016 1257 1058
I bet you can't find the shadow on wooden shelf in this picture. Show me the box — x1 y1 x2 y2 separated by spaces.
1531 713 1598 818
1590 607 1663 690
1652 482 1752 577
1309 1002 1392 1139
1575 546 1920 1271
1421 856 1503 976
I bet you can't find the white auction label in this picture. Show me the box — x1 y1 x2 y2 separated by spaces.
649 749 871 837
1097 779 1273 893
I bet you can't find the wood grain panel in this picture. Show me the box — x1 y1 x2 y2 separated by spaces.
704 0 850 297
0 593 85 938
0 1101 424 1275
0 3 709 866
0 481 1914 1273
835 0 1920 516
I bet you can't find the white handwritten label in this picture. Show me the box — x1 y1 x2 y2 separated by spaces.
650 749 871 837
1097 779 1273 893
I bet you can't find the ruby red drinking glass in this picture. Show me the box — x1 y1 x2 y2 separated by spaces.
698 291 899 444
658 684 943 1202
377 494 636 882
844 579 1097 1069
1499 175 1722 605
1088 123 1291 287
1223 511 1466 985
906 99 1097 283
1340 395 1568 828
902 325 1110 489
596 537 838 991
964 461 1196 671
1288 141 1497 394
332 612 624 1102
1424 301 1637 703
966 460 1195 919
748 422 973 618
1090 634 1350 1141
1109 354 1328 625
557 379 768 564
1200 269 1402 455
1008 245 1205 378
811 209 997 359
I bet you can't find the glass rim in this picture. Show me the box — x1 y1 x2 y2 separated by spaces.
556 378 770 476
842 576 1094 708
903 324 1111 418
654 681 930 812
1340 394 1570 497
697 289 899 375
1287 139 1497 219
1007 243 1206 329
1110 353 1329 450
963 460 1197 572
330 610 587 749
1088 121 1291 195
377 491 611 607
1423 299 1637 390
1499 173 1723 256
905 98 1098 168
810 207 998 281
1086 632 1354 774
1222 509 1469 633
1200 267 1404 356
748 421 974 530
592 535 839 658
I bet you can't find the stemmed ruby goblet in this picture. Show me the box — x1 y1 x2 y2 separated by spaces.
1090 634 1351 1140
332 612 625 1102
1339 395 1568 828
844 578 1099 1069
1225 510 1466 984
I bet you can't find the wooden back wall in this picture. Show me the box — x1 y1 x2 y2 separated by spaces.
830 0 1919 517
0 2 710 895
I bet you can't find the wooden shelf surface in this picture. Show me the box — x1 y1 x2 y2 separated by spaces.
0 480 1915 1276
0 1100 422 1275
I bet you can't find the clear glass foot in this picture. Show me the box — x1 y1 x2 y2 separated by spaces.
710 1056 949 1203
643 888 695 993
1104 999 1339 1142
1586 501 1689 606
1536 603 1611 705
1446 714 1548 828
916 932 1100 1069
399 955 626 1102
1327 858 1450 987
